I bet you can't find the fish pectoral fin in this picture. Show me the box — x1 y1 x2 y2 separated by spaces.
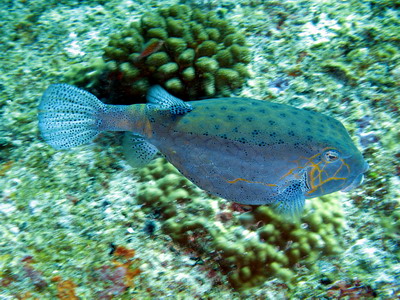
272 180 306 218
122 133 158 168
146 85 193 115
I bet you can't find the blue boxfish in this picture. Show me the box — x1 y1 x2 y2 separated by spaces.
38 84 368 216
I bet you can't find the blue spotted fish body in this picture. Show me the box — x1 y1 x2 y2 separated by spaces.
38 84 368 216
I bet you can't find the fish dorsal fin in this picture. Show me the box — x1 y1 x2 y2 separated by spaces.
146 85 193 115
272 172 309 218
122 133 158 168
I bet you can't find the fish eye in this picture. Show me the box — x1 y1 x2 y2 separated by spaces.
323 149 340 162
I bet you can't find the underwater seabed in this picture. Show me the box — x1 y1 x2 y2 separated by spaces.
0 0 399 299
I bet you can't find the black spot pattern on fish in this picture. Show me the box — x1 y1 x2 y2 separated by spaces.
246 117 254 122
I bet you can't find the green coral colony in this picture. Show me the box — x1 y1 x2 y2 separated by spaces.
70 4 250 104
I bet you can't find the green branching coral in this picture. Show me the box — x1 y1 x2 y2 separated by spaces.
68 4 250 104
135 158 344 290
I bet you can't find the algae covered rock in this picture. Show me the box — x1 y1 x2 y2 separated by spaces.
69 4 250 104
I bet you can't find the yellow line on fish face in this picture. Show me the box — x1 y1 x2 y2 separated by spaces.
277 147 351 195
306 159 349 194
226 147 351 193
278 150 328 182
308 159 349 193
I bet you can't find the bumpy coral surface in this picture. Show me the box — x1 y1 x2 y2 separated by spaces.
69 4 250 104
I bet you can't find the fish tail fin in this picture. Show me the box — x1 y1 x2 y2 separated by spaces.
38 84 106 149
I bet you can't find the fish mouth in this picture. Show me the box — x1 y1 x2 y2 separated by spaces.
341 161 369 192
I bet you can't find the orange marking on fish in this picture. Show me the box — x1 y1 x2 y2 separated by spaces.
143 119 153 138
135 40 165 61
306 159 349 194
279 147 351 195
227 177 277 187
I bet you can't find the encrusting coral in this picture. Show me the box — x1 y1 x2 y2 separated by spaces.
136 158 344 289
67 4 250 104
